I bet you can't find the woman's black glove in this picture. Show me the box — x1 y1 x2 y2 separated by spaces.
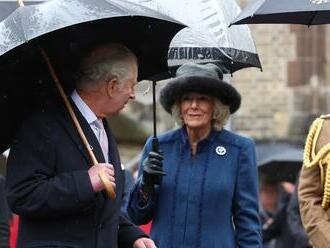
141 151 166 195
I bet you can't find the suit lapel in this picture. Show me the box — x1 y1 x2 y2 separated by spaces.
57 101 106 166
102 118 124 203
103 118 120 167
103 119 122 191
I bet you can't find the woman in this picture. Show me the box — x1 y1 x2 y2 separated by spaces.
128 63 261 247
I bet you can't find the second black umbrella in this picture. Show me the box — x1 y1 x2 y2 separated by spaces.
231 0 330 26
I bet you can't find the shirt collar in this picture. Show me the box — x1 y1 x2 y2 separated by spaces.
71 90 98 125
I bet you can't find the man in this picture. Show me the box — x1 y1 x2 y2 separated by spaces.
261 180 308 248
259 180 278 248
299 115 330 248
286 176 310 248
6 43 156 248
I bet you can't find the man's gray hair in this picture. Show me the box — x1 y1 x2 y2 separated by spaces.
171 98 230 130
75 43 137 90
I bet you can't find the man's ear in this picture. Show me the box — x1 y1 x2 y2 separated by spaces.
106 77 118 97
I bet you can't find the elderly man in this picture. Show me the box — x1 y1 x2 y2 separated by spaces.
6 43 156 248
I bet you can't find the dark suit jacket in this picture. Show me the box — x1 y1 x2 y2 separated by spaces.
6 104 146 248
262 190 296 248
287 181 310 248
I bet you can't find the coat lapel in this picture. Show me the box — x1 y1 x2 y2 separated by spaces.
103 119 120 167
57 101 106 166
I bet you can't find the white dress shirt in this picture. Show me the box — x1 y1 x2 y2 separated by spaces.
71 90 108 162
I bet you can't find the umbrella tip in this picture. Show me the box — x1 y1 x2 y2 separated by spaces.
17 0 24 7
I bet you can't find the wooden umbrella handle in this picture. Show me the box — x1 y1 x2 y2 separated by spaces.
98 171 116 198
39 48 116 199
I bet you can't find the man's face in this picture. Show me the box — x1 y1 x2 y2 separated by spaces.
109 61 138 114
260 183 279 214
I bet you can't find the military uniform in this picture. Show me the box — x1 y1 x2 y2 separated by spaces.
299 115 330 248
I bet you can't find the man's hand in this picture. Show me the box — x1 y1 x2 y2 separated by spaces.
88 163 115 192
133 237 157 248
281 182 295 194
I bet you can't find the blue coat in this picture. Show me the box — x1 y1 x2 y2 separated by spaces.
128 127 262 248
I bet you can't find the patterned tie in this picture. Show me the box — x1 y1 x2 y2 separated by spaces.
94 119 108 162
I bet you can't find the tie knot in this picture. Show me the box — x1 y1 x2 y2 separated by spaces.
94 119 104 130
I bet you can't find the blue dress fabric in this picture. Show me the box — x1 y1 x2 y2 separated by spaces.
128 127 262 248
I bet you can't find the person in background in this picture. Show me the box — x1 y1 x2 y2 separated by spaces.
127 62 262 247
259 179 279 248
299 115 330 248
286 175 311 248
6 43 155 248
261 180 297 248
0 175 10 248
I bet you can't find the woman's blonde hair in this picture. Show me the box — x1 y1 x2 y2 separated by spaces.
171 97 231 131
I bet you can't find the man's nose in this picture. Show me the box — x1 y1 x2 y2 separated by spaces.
129 89 135 100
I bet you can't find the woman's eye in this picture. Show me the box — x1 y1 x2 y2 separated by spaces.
182 96 192 101
199 96 210 102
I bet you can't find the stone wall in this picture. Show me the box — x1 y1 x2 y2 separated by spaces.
232 23 296 140
231 1 330 143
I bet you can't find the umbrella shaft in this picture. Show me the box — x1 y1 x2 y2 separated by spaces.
153 81 157 138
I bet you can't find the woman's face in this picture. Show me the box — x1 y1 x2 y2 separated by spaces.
180 92 214 130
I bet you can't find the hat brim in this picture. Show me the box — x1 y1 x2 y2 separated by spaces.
160 76 241 114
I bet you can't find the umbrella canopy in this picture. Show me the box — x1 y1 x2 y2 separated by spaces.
256 142 304 182
0 0 43 21
0 0 185 154
231 0 330 26
126 0 262 74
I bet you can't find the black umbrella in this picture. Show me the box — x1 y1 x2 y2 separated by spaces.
231 0 330 26
0 0 185 153
256 142 304 182
0 0 185 197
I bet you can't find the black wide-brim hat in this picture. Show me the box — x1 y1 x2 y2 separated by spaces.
160 62 241 114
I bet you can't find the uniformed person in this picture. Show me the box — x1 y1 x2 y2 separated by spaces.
299 114 330 248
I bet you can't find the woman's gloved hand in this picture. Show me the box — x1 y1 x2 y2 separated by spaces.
141 151 166 195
